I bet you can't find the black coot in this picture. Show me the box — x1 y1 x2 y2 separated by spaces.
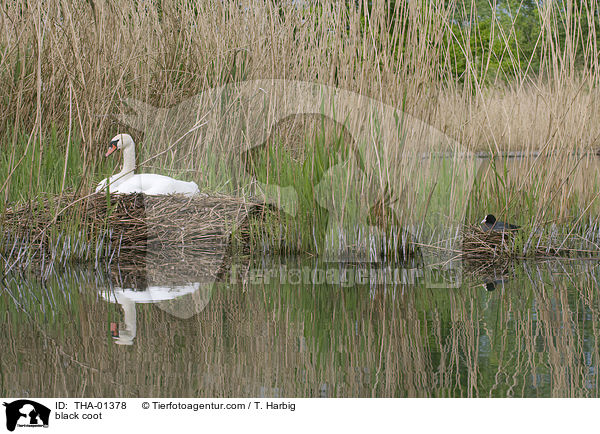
480 214 519 232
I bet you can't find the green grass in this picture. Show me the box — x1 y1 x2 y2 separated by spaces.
3 120 600 269
0 127 82 202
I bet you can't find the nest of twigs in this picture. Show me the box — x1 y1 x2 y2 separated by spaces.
461 223 578 260
1 192 268 267
461 224 517 260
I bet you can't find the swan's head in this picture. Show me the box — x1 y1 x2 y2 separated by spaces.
105 133 134 157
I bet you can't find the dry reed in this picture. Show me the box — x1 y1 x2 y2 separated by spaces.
2 1 600 256
2 1 600 165
1 192 266 268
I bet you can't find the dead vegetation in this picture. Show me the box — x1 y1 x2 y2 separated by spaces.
1 193 268 270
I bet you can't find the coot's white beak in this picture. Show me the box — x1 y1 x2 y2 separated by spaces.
481 218 486 224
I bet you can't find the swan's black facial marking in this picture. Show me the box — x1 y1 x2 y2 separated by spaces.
105 139 119 157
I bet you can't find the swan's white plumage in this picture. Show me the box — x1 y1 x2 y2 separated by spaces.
95 172 200 196
96 133 199 197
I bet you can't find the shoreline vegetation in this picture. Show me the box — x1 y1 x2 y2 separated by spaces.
3 1 600 269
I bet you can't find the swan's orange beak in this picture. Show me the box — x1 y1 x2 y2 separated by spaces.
105 140 119 157
110 322 119 337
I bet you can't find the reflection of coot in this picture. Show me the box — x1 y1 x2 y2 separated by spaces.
483 282 496 291
481 278 508 292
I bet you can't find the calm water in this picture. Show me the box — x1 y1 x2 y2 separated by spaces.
2 256 600 397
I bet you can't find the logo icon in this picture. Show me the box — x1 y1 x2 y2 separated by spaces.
3 400 50 432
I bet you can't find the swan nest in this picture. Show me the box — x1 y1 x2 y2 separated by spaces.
1 192 267 266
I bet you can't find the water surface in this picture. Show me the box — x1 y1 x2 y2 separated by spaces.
2 257 599 397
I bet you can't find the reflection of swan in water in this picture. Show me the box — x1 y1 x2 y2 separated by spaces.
101 283 212 345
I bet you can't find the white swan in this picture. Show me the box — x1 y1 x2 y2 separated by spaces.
95 133 200 196
102 283 202 345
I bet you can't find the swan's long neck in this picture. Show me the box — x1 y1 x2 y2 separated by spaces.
118 144 136 178
115 294 137 346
